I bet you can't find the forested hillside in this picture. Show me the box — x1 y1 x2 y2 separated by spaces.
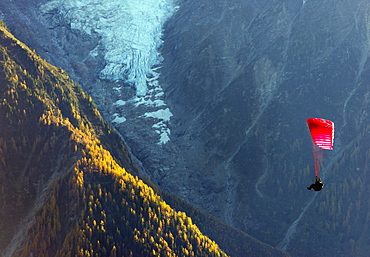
0 20 289 257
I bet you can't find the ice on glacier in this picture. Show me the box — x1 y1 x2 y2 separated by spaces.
114 100 126 106
133 96 166 108
41 0 176 96
143 109 173 144
143 108 173 122
158 128 171 145
112 114 127 124
40 0 177 144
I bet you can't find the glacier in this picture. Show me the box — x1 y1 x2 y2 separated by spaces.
40 0 177 144
40 0 177 95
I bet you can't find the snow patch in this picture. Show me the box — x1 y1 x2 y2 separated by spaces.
142 109 173 144
114 100 126 106
134 96 166 107
112 114 126 124
143 108 173 121
158 129 171 145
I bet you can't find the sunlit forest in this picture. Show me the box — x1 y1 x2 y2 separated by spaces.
0 20 288 257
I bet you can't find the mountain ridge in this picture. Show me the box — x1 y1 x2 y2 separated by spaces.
0 20 289 257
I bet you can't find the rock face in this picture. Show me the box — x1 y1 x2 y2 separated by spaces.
160 0 370 255
2 0 370 256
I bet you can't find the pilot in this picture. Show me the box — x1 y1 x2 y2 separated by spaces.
307 176 324 191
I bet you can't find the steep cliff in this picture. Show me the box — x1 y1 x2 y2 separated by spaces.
1 0 370 256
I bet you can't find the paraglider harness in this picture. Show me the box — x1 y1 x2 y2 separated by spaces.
307 176 324 191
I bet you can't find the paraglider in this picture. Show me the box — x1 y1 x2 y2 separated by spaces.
306 117 334 191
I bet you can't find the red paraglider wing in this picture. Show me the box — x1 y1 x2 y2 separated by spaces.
306 117 334 150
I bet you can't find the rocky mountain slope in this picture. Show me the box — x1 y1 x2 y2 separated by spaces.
160 1 370 256
0 20 289 257
1 0 370 256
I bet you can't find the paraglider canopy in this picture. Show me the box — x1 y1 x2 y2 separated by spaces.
306 117 334 179
306 117 334 150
